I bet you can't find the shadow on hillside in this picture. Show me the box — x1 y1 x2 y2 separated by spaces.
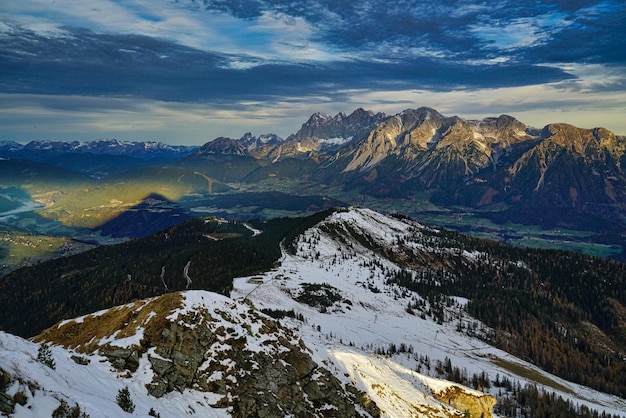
95 193 193 239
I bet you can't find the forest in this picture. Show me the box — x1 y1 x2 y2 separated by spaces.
382 224 626 399
0 209 333 338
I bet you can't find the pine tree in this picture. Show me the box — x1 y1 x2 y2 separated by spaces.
37 343 55 370
116 387 135 413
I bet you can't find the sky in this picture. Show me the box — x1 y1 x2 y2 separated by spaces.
1 0 625 145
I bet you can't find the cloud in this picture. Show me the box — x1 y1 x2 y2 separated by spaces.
0 0 624 142
0 24 575 104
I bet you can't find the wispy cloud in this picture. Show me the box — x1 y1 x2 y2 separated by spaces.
0 0 625 142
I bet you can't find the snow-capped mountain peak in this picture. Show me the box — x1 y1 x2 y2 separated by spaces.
8 139 196 159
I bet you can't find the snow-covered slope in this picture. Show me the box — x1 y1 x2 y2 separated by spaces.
231 208 626 417
1 208 625 417
1 290 374 417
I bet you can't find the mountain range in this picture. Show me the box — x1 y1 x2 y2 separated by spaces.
1 208 625 417
0 138 197 160
2 106 625 260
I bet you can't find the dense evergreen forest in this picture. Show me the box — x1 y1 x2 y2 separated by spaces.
382 224 626 399
0 210 333 338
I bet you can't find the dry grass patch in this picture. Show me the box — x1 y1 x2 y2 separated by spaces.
35 292 183 353
487 355 574 395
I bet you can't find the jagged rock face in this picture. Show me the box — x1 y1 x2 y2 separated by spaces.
341 109 531 190
239 132 284 159
143 302 374 417
434 386 497 418
38 292 379 418
291 108 386 143
265 108 387 162
192 137 249 157
238 132 282 148
0 369 15 415
343 107 445 172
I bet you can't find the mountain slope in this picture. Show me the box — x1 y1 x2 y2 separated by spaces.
230 208 626 415
502 124 626 220
2 208 624 417
265 108 387 161
0 210 335 338
335 108 532 188
0 291 378 417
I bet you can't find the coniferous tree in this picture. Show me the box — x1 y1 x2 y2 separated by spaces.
116 387 135 413
37 343 55 370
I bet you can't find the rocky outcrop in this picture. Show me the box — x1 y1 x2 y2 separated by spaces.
265 108 387 162
38 292 380 417
141 302 378 417
290 108 386 144
0 392 15 416
101 347 140 371
434 386 497 418
0 368 15 415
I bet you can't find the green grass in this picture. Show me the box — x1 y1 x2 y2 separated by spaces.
0 232 70 274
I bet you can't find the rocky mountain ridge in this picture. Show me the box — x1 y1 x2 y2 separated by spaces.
29 291 378 417
288 108 387 144
2 207 624 417
262 108 387 161
191 108 626 215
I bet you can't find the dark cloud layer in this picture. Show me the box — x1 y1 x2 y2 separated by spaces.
0 0 625 141
193 0 625 63
0 23 575 106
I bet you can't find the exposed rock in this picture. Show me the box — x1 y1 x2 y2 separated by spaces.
0 392 14 415
101 347 141 372
70 355 90 365
0 368 10 390
0 369 14 415
0 369 15 415
144 317 215 395
290 108 386 144
36 291 378 416
264 108 387 162
140 301 378 417
13 391 27 406
434 386 497 418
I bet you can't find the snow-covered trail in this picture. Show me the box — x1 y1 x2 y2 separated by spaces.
183 261 192 289
244 223 262 236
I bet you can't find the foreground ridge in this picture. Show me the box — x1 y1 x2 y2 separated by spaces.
1 208 625 417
